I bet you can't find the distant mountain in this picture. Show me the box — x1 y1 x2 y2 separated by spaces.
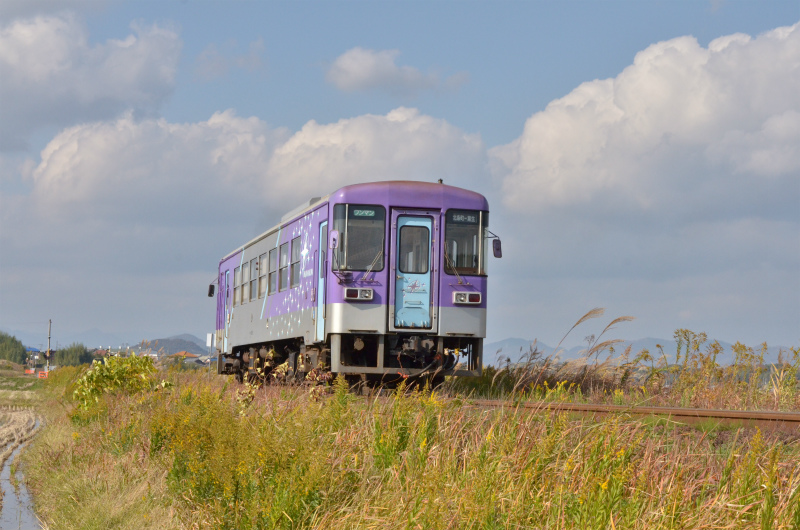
484 338 554 367
166 334 207 348
147 334 209 357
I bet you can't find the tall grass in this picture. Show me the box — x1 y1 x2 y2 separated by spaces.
21 363 800 529
452 310 800 412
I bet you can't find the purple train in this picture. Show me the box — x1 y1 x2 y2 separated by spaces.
209 180 501 384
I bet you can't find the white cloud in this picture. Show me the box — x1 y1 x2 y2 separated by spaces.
707 110 800 177
194 38 266 81
0 12 181 151
490 23 800 220
485 23 800 346
268 107 486 196
25 111 282 220
22 107 484 219
326 47 468 96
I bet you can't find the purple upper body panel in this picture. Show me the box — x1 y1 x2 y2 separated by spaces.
331 181 489 213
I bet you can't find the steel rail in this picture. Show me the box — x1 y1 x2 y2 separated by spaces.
469 400 800 432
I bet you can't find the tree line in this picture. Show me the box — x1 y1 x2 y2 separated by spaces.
0 332 94 366
0 331 26 364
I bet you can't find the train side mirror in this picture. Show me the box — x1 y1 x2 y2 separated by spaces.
208 284 215 297
329 230 339 249
492 239 502 258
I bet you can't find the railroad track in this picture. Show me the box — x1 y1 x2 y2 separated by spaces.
470 400 800 432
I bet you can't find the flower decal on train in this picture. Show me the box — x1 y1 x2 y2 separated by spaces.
403 280 427 294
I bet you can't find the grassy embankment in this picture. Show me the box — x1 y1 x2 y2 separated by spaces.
18 329 800 530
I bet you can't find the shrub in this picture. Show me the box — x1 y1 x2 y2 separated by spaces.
72 355 159 409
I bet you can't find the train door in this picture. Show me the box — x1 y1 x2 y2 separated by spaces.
390 212 437 330
315 221 327 342
223 270 230 352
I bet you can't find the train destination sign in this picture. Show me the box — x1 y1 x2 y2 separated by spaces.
447 211 479 224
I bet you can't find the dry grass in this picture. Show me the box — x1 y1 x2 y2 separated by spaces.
452 311 800 412
19 365 800 530
20 367 181 530
14 314 800 529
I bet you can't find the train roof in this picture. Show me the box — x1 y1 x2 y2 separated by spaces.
219 180 488 262
331 180 488 211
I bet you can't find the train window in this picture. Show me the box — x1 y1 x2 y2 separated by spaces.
398 225 429 274
290 236 301 288
258 254 267 298
279 243 289 291
242 260 250 303
268 248 278 295
250 258 258 301
233 266 241 306
444 209 488 276
332 204 386 271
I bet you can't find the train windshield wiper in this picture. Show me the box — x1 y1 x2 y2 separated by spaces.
444 247 463 285
361 239 384 281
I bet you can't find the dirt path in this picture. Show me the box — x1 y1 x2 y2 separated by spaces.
0 406 41 528
0 407 39 465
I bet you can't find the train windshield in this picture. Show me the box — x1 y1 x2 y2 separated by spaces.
332 204 386 271
444 209 489 276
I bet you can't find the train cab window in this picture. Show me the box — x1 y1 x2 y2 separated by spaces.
444 210 489 276
258 253 267 298
279 243 289 291
398 225 430 274
268 248 278 295
332 204 385 271
290 236 302 288
233 266 241 306
242 260 250 302
249 258 258 301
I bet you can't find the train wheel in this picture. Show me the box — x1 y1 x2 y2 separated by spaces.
247 371 263 386
344 374 369 395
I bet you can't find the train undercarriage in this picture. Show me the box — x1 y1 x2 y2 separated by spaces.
219 333 482 387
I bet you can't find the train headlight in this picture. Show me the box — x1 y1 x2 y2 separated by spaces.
345 288 373 301
453 291 481 305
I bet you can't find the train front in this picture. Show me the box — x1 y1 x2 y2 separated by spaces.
323 181 499 383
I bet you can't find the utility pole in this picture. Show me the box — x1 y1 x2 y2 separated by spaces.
46 319 51 372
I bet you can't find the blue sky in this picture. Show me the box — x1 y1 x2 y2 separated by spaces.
92 1 799 146
1 0 798 350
